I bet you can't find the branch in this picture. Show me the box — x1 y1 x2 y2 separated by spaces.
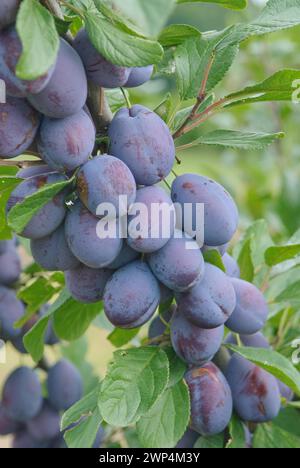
173 53 216 140
87 82 113 135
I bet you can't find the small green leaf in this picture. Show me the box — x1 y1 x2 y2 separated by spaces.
275 280 300 305
7 177 72 235
61 386 100 431
227 414 247 448
203 249 226 272
64 407 102 449
136 380 190 448
159 24 201 47
226 345 300 397
265 244 300 267
164 347 187 387
253 423 300 449
16 0 59 80
0 177 22 239
107 327 140 347
17 277 60 323
194 433 224 448
237 238 254 282
99 347 169 426
176 0 247 10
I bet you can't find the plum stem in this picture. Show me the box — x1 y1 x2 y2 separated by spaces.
120 88 132 109
57 0 84 17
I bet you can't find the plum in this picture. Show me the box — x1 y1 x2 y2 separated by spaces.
0 246 21 286
0 96 40 158
65 264 112 304
0 285 24 341
222 253 240 278
125 66 154 88
38 110 96 172
226 278 269 335
176 263 236 329
108 105 175 186
0 1 20 30
104 260 160 329
47 359 83 411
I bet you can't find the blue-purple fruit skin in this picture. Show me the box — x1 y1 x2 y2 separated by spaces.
0 239 15 255
17 165 54 179
0 96 40 158
104 260 160 329
0 246 21 286
148 306 175 340
47 359 83 411
202 243 228 256
125 66 154 88
225 331 271 350
222 253 240 278
0 286 24 340
92 425 105 448
2 367 43 422
74 29 131 88
159 283 174 305
127 186 176 253
7 173 67 239
226 354 281 423
171 174 239 247
0 403 21 435
185 363 233 436
12 430 49 449
175 429 199 449
31 224 80 272
109 105 175 186
148 230 205 293
28 39 87 118
26 400 60 442
77 154 137 218
171 308 224 366
65 264 112 304
107 242 140 270
38 110 96 172
65 201 123 269
176 263 236 329
0 1 20 30
0 26 54 97
226 278 269 335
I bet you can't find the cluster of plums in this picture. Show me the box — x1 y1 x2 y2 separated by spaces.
0 1 294 449
0 359 104 448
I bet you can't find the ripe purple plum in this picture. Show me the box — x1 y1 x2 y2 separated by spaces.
171 308 224 366
2 367 43 422
31 224 80 271
175 428 199 448
0 403 21 435
65 200 123 269
0 96 40 158
77 154 136 218
222 253 240 278
28 39 87 118
27 400 60 442
104 260 160 329
171 174 238 247
226 354 281 423
0 246 21 286
185 363 233 435
73 29 131 88
125 66 154 88
65 264 112 304
127 186 176 253
38 110 96 172
47 359 83 411
7 173 67 239
147 230 205 292
107 242 140 270
17 164 54 179
0 286 24 341
0 1 20 30
225 331 271 350
12 430 49 449
0 26 54 97
0 239 15 255
109 105 175 186
176 263 236 329
226 279 269 335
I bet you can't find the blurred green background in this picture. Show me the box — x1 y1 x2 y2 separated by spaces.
1 0 300 448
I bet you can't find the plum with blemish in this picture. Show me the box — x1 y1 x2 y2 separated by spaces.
109 105 175 186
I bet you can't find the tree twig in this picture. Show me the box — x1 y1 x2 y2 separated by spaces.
87 82 113 136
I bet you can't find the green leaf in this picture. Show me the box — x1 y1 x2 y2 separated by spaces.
178 130 285 151
203 249 226 272
0 177 21 239
64 407 102 449
17 277 59 323
265 244 300 267
275 280 300 305
84 8 163 67
225 69 300 108
159 24 201 47
227 414 247 448
61 386 100 431
99 347 169 426
109 0 176 37
194 433 224 448
7 177 72 235
16 0 59 80
105 89 130 113
136 380 190 448
23 288 70 362
107 327 140 347
273 407 300 439
53 295 102 341
176 0 247 10
253 423 300 449
175 29 239 100
237 238 254 282
226 345 300 397
164 347 187 387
